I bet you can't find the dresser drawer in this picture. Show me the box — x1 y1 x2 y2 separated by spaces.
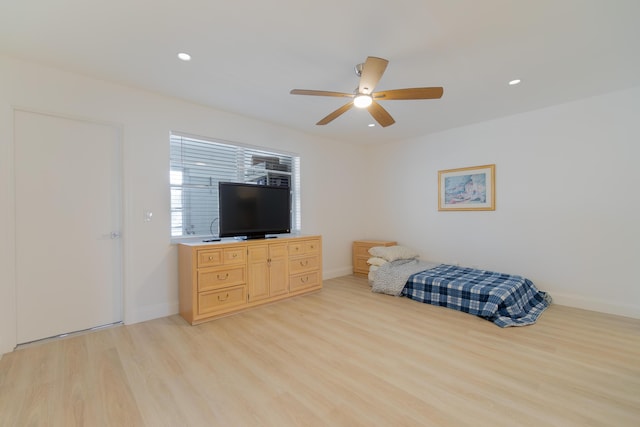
223 247 246 264
198 247 246 268
198 249 224 268
198 285 247 315
290 271 320 292
198 266 246 292
289 254 320 275
288 242 304 256
303 239 321 254
289 239 321 256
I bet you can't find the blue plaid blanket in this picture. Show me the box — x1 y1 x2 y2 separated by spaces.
403 264 551 327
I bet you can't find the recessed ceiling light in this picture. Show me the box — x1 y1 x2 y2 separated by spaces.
368 123 375 127
177 52 191 61
509 79 521 86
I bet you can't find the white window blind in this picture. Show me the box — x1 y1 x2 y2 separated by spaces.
170 133 301 239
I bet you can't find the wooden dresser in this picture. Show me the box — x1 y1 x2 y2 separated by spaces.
352 240 397 277
179 235 322 325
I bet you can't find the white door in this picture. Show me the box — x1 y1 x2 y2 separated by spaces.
14 110 123 344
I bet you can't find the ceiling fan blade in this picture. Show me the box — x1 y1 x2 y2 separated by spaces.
316 102 354 125
367 101 395 127
373 87 444 100
290 89 354 98
358 56 388 95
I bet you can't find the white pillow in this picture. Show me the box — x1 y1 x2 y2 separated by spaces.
368 245 419 262
367 257 387 266
368 270 376 282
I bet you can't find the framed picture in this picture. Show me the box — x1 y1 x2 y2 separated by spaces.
438 164 495 211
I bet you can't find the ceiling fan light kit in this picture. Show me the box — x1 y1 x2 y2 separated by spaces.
353 94 373 108
290 56 444 128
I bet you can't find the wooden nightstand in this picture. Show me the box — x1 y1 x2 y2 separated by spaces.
352 240 397 277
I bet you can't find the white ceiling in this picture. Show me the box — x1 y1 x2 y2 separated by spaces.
1 0 639 144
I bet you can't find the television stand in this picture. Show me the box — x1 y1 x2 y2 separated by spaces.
178 235 322 325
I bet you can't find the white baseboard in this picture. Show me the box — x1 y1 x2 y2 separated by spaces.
321 272 640 320
124 279 640 326
125 268 354 326
550 292 640 319
323 267 354 280
125 301 179 325
0 345 11 358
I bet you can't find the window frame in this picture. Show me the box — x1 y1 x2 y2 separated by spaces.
170 132 301 242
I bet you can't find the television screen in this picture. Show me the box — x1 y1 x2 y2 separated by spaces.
218 182 291 239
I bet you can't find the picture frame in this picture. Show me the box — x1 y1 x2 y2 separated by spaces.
438 164 495 211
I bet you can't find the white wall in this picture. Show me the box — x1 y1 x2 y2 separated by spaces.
366 86 640 318
2 55 638 355
0 56 368 354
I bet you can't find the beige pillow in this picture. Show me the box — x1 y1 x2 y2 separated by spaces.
367 257 387 266
368 245 419 262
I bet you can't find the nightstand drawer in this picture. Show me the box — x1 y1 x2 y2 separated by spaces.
354 245 374 258
354 257 370 273
353 240 396 276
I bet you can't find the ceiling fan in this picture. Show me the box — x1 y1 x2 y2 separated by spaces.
290 56 443 128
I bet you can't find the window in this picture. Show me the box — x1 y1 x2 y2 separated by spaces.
170 133 301 239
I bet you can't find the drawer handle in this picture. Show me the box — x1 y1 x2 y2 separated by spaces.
217 273 229 280
232 253 237 258
218 293 229 301
299 260 308 267
208 256 214 261
300 276 309 283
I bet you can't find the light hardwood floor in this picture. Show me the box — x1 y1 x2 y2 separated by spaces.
1 275 639 426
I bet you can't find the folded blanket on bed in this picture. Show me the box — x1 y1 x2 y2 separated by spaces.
403 264 551 327
371 259 440 296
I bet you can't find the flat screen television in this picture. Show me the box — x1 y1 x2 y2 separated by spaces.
218 182 291 240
